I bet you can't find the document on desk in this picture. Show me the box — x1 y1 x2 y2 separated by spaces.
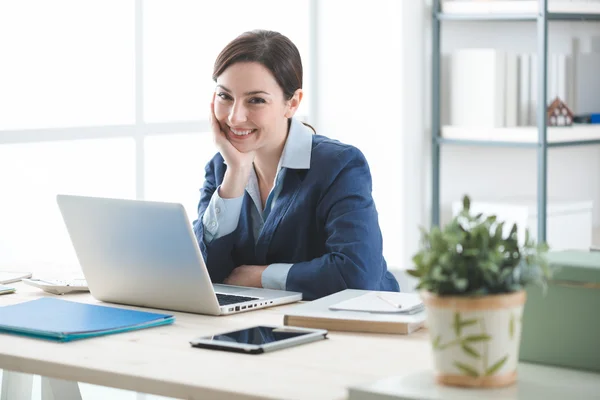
0 298 175 342
284 289 426 334
329 292 424 314
0 271 32 284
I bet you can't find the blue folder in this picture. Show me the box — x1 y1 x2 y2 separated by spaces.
0 298 175 342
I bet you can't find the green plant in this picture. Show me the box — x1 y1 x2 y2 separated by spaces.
409 195 551 296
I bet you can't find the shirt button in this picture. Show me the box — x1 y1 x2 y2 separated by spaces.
210 221 217 227
215 207 221 214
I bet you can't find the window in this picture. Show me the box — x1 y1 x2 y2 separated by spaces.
144 132 216 220
143 0 311 122
0 139 135 269
0 1 313 270
0 1 135 129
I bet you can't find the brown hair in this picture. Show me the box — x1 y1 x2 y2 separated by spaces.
213 30 315 133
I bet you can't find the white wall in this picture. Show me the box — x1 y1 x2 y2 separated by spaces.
316 0 427 274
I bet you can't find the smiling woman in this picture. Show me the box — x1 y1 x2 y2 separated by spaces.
192 30 400 300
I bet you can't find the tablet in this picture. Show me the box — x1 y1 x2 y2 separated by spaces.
189 325 328 354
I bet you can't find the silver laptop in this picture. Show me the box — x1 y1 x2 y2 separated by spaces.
56 194 302 315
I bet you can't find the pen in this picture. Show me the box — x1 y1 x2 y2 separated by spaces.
377 293 403 309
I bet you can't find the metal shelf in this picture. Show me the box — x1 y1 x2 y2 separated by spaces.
437 13 537 21
436 12 600 22
440 125 600 148
548 12 600 21
437 138 539 148
430 0 600 243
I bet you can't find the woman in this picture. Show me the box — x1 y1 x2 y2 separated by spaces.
193 30 399 300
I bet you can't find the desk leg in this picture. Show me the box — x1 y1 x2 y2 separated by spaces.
1 371 34 400
41 377 82 400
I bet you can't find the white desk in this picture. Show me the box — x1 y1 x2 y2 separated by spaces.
0 283 432 400
348 365 600 400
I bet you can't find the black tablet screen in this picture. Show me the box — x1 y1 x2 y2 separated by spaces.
209 326 310 345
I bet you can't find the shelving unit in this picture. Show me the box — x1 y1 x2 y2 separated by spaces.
431 0 600 242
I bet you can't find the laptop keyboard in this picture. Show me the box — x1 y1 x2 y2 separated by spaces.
216 293 259 306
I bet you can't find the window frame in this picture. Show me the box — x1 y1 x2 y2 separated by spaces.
0 0 318 201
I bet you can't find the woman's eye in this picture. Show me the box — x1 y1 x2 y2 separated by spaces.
217 93 232 100
249 97 266 104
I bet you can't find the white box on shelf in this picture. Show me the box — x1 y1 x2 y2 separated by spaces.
451 198 593 251
442 1 600 15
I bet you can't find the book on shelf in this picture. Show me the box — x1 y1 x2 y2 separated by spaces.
283 289 426 335
447 49 574 128
449 49 506 128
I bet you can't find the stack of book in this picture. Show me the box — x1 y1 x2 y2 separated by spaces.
283 289 426 335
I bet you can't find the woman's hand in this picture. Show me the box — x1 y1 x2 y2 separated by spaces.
210 94 255 170
211 94 254 198
223 265 268 288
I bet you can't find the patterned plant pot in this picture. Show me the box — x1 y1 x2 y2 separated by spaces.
421 290 526 388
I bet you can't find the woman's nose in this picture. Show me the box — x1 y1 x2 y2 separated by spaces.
228 102 247 124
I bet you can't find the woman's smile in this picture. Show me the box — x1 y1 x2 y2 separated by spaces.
228 126 257 140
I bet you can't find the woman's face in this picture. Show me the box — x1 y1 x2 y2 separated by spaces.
214 61 301 154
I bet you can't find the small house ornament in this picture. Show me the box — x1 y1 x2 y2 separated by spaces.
547 97 574 127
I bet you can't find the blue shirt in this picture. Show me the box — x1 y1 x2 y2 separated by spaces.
193 117 400 300
202 118 312 290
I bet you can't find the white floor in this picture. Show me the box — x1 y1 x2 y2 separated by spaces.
0 371 180 400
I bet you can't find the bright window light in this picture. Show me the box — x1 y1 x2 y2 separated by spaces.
144 132 217 222
0 139 135 270
0 0 135 130
143 0 310 123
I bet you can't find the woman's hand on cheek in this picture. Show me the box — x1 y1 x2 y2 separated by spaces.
210 95 255 171
223 265 268 288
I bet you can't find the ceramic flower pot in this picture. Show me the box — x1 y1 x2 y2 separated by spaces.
421 290 526 388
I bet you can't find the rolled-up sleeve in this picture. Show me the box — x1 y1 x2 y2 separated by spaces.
202 186 244 243
261 263 293 290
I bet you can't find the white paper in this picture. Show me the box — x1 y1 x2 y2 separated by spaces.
329 292 424 314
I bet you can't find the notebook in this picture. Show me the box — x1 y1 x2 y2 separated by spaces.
284 289 426 335
0 298 175 342
0 285 16 295
0 271 32 284
329 292 424 314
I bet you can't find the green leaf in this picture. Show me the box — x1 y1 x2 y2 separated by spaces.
461 343 481 359
454 278 468 291
459 318 478 329
509 223 518 239
463 248 479 257
432 335 441 349
509 314 515 340
485 355 508 376
494 222 505 240
406 269 421 278
453 312 461 336
463 334 491 343
453 361 479 377
463 195 471 212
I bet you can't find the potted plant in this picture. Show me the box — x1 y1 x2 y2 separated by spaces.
409 195 550 388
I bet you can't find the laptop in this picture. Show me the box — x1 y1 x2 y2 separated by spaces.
56 194 302 315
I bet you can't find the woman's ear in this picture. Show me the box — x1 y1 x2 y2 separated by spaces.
284 89 303 118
